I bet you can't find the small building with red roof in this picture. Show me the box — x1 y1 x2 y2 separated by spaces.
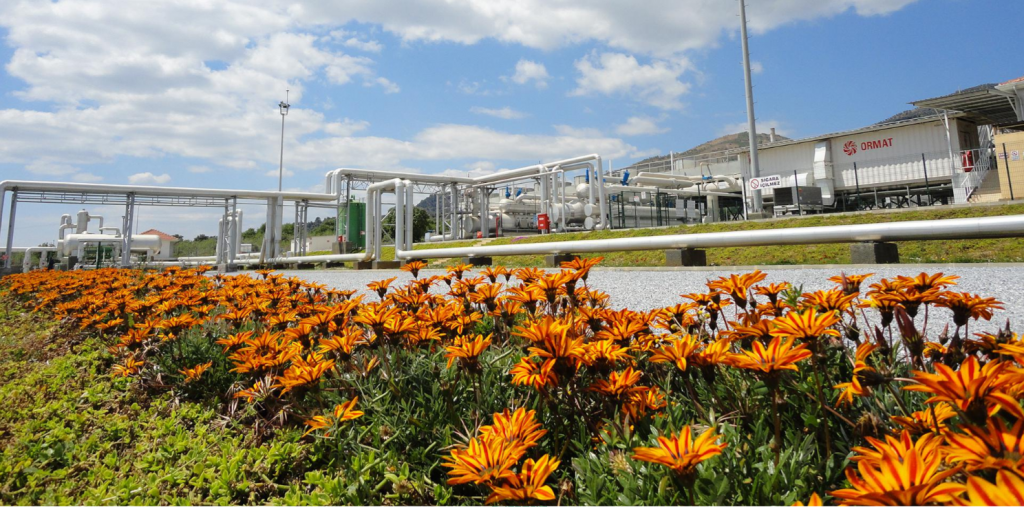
139 229 178 260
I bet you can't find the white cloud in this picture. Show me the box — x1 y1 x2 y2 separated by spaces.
330 30 384 53
464 161 496 172
187 165 212 173
510 59 549 88
571 52 691 110
751 61 764 75
72 172 104 183
629 148 661 159
552 125 604 138
470 106 527 119
128 172 171 185
265 168 296 178
615 116 669 136
324 119 370 136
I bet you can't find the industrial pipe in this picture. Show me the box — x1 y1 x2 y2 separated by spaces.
396 215 1024 260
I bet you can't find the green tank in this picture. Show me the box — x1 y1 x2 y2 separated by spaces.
338 201 366 250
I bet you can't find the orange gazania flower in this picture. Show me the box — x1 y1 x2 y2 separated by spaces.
792 492 823 506
400 260 427 278
770 309 841 343
648 334 701 372
112 356 145 377
953 469 1024 506
707 270 767 308
510 357 558 390
485 455 560 505
302 397 364 438
827 272 874 295
895 272 959 293
366 277 398 299
728 335 812 377
589 366 647 398
445 334 492 371
903 356 1024 425
935 291 1004 328
891 404 957 436
179 361 213 383
829 430 964 506
479 407 547 452
274 352 336 394
632 426 727 478
443 436 520 486
944 417 1024 472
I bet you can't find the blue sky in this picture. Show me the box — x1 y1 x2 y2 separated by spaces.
0 0 1021 244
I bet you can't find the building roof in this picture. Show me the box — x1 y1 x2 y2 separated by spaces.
140 229 178 241
911 81 1022 126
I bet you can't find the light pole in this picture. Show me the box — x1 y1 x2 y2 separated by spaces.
739 0 763 213
278 90 290 192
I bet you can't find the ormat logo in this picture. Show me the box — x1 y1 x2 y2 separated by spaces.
844 137 894 156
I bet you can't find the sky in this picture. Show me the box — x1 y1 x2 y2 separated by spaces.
1 0 1022 245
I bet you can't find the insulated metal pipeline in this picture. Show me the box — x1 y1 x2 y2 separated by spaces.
396 215 1024 260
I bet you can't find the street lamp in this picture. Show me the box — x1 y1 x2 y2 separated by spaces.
278 89 290 192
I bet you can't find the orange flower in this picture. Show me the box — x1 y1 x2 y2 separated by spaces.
111 356 145 377
707 270 767 308
302 397 364 438
935 291 1004 328
589 367 647 398
648 334 701 372
770 309 841 343
944 417 1024 472
274 352 336 394
444 334 492 371
890 405 957 436
479 407 547 452
400 260 427 278
829 430 964 506
952 469 1024 506
904 356 1023 425
827 272 874 295
728 335 812 378
485 455 560 505
792 493 824 506
443 436 520 486
510 357 558 390
632 426 727 478
179 361 213 383
366 276 398 299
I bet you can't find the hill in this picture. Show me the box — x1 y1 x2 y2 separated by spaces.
630 131 790 168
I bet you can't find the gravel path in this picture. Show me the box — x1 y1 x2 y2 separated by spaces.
275 264 1024 334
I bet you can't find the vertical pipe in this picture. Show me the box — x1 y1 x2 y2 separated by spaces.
739 0 762 213
794 170 803 216
374 188 383 260
396 182 405 252
451 183 459 239
853 162 861 209
406 184 414 248
597 156 610 230
434 186 441 238
0 190 5 255
921 153 931 205
3 190 17 268
122 193 135 267
1004 143 1016 201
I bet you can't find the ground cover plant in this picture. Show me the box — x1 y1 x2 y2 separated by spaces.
1 262 1022 505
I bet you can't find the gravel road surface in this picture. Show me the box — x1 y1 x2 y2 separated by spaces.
274 264 1023 333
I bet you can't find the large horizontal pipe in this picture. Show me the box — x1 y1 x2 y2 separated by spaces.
0 180 335 202
396 215 1024 259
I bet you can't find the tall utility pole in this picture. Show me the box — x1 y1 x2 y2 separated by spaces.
278 89 290 192
739 0 763 213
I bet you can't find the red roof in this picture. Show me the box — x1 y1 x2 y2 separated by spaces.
999 75 1024 86
140 229 178 241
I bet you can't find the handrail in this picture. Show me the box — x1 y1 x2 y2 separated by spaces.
395 215 1024 260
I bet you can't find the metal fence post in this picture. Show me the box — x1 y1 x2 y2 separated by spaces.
921 153 931 205
853 162 861 210
1004 143 1016 201
794 170 803 215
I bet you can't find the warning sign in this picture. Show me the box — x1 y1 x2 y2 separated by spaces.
749 174 783 190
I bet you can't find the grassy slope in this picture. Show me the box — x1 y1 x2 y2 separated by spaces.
441 204 1024 267
0 309 320 505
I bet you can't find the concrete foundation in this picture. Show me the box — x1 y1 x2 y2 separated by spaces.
664 248 707 267
371 260 402 270
217 263 238 273
295 263 317 270
544 253 577 268
850 242 900 264
463 256 492 267
325 261 347 268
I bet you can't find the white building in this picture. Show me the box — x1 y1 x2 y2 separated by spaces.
139 229 178 260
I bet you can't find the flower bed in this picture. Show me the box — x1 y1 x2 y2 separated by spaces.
1 261 1020 505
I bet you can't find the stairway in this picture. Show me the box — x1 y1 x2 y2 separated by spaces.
968 169 1005 204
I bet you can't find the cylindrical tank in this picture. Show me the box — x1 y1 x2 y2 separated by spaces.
575 183 590 200
61 233 162 256
550 202 587 225
76 209 90 233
